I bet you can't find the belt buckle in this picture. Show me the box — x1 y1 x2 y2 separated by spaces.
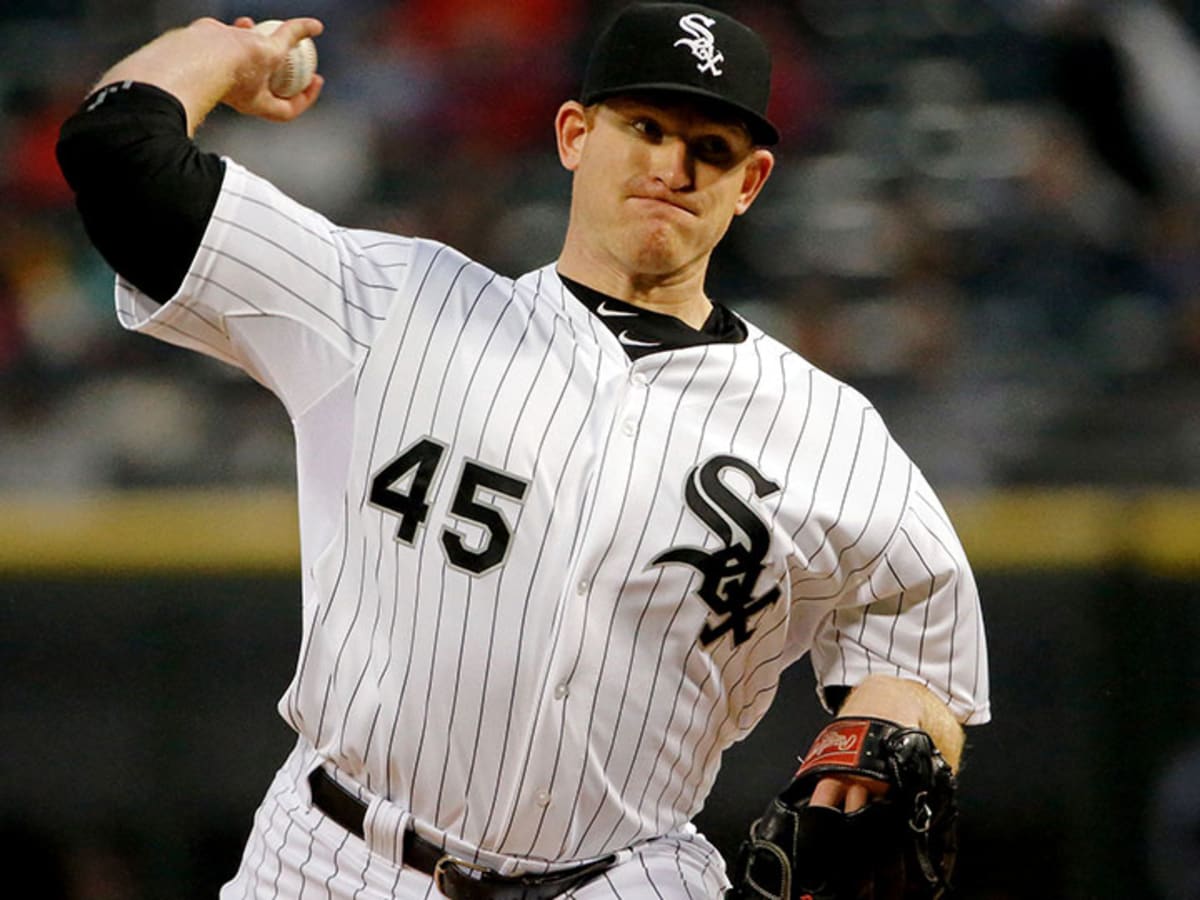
433 853 493 895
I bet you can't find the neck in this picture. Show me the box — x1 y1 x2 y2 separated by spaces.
557 241 714 330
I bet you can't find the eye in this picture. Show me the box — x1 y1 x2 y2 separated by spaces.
630 116 664 142
691 135 736 167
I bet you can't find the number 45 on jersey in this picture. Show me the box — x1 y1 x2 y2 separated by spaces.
369 437 530 576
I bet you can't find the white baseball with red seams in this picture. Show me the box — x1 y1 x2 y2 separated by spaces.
252 19 317 98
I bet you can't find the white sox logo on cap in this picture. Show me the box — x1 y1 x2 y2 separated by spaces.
579 3 779 144
674 13 725 76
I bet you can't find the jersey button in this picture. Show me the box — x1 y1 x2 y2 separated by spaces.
535 790 552 807
631 371 648 387
577 580 589 595
554 683 569 700
621 419 637 436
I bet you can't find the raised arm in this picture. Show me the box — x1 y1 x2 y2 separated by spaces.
56 17 325 303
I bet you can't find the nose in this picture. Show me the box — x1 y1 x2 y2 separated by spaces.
649 137 693 191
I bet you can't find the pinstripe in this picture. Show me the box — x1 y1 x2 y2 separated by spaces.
761 356 811 526
660 643 721 822
897 526 937 672
317 540 370 745
350 856 370 900
457 279 580 833
203 247 372 349
632 347 772 833
349 235 417 252
788 408 883 582
639 852 667 899
729 331 769 441
880 557 907 663
476 338 605 852
408 268 553 813
672 842 698 900
295 802 319 900
456 336 593 839
337 248 450 789
264 782 298 899
908 501 963 691
540 346 706 853
786 458 915 605
210 214 393 317
492 372 622 851
356 243 452 476
572 351 720 853
489 314 620 849
790 383 845 538
287 498 351 737
333 541 386 753
580 342 771 852
451 283 543 839
679 613 792 817
323 829 354 900
649 643 714 831
279 595 319 734
146 279 228 335
651 339 803 814
358 248 471 793
385 267 499 795
339 265 415 301
242 777 289 897
227 185 340 249
429 277 518 824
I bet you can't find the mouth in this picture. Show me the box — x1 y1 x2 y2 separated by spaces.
629 194 697 217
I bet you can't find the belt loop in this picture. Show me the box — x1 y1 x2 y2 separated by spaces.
362 794 411 866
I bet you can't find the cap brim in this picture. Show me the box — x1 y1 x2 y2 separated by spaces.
582 83 780 146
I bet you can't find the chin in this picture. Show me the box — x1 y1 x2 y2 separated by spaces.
625 225 688 275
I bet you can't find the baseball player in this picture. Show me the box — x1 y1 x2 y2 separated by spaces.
56 4 990 898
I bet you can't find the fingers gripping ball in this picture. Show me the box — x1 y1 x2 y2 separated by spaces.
252 20 318 98
726 718 959 900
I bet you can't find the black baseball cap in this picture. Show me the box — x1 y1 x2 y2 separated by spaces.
580 2 779 146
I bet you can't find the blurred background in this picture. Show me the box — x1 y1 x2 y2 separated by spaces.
1 0 1198 897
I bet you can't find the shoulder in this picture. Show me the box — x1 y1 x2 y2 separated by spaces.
733 308 882 418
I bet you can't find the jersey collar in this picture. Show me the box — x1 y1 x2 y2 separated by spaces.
558 273 748 360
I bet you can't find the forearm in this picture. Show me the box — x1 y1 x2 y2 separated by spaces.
92 16 324 135
96 20 247 134
838 673 965 770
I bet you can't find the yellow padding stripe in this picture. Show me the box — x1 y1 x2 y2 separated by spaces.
1 489 300 575
945 489 1200 574
1 488 1197 575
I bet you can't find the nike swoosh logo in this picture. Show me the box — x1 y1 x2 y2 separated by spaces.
597 301 638 318
618 330 661 348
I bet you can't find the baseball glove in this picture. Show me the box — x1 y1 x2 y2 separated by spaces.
726 717 958 900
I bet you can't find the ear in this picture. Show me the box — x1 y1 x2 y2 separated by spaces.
556 101 590 172
734 149 775 216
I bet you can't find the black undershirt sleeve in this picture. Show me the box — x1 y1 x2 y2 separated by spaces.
55 81 225 304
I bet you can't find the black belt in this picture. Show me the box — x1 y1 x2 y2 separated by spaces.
308 768 615 900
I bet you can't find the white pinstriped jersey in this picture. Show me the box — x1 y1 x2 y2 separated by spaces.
117 161 989 865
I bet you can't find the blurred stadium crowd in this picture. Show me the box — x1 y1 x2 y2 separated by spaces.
3 0 1200 492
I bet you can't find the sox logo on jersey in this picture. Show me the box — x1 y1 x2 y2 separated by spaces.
652 455 781 646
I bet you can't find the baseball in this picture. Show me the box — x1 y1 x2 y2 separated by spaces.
252 20 318 98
